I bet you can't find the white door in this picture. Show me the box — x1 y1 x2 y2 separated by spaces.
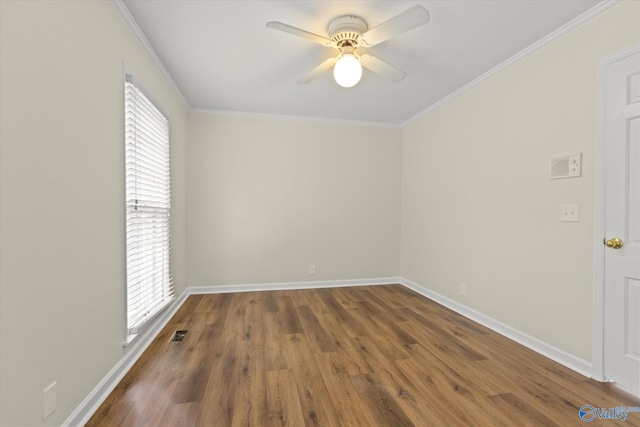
603 46 640 396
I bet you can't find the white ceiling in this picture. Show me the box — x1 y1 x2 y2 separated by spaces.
121 0 603 125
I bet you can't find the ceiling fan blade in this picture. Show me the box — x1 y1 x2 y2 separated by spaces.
297 57 338 84
266 21 333 47
360 5 430 47
360 54 406 82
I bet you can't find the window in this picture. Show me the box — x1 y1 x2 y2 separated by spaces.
124 75 173 342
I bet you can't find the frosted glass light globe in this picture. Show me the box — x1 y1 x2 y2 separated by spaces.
333 54 362 88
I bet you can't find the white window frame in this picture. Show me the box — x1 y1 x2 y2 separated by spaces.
124 72 174 345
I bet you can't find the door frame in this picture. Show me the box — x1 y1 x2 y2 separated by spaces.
594 42 640 384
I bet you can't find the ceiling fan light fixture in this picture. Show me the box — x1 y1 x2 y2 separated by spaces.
333 53 362 88
267 5 430 86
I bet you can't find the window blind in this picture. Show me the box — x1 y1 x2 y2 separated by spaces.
124 77 174 338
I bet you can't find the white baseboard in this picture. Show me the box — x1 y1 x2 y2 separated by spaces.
62 291 190 427
399 278 593 378
63 277 399 425
65 276 594 425
188 276 402 295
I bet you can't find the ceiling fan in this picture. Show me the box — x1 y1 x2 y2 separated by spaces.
266 5 430 88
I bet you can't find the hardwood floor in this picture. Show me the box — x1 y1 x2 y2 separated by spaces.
87 285 640 426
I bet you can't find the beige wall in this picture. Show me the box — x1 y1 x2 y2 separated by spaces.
0 1 188 425
2 0 639 425
187 113 402 286
401 1 640 361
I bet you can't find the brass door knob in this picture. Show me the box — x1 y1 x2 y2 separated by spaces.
605 237 624 249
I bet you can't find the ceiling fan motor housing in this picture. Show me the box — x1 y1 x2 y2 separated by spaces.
328 15 368 48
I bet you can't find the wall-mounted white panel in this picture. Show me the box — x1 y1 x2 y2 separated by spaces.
550 153 582 179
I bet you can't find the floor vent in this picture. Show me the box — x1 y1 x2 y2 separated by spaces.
170 330 188 342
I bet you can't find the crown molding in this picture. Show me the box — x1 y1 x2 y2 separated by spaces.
190 108 402 129
112 0 621 128
111 0 190 109
402 0 623 127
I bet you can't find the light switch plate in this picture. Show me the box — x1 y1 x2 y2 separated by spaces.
568 153 582 177
561 204 580 222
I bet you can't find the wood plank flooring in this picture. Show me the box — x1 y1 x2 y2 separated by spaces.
87 285 640 426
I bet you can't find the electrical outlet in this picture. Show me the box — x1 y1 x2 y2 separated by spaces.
308 265 316 275
560 204 579 222
459 283 467 296
43 381 57 420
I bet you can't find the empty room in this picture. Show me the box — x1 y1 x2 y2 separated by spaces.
1 0 640 425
